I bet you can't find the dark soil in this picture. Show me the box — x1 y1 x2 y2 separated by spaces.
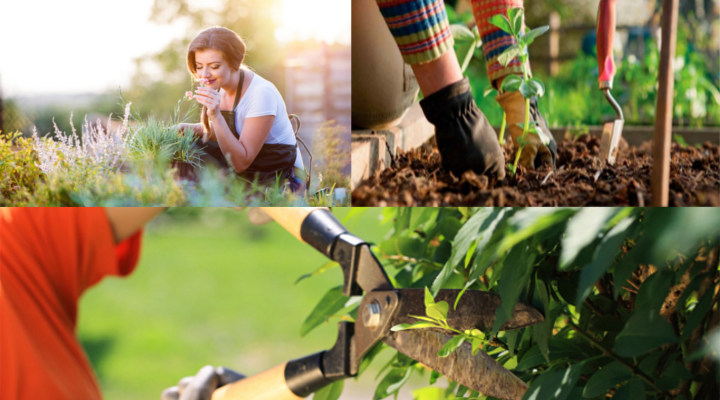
352 134 720 206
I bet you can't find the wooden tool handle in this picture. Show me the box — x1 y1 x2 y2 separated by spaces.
259 208 348 258
211 363 303 400
596 0 617 88
259 208 327 242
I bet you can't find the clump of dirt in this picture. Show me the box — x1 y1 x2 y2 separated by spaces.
352 134 719 206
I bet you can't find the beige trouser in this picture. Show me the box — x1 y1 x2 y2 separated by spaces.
351 0 419 129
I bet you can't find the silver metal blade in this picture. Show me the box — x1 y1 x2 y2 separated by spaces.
383 329 528 400
390 289 544 332
599 119 624 167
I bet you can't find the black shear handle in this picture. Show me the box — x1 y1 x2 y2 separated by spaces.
260 208 348 258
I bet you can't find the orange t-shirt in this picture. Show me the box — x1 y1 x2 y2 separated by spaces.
0 208 143 400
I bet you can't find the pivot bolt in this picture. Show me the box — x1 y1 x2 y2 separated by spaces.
362 300 382 329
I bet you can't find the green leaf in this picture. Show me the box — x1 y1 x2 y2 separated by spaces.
519 80 538 99
532 126 553 146
427 301 449 322
295 261 339 284
438 335 466 357
465 238 479 269
658 361 693 391
491 243 536 338
614 309 678 357
488 14 513 35
506 330 520 357
373 366 414 400
483 85 497 97
390 321 438 332
611 379 646 400
508 8 524 36
516 346 543 371
424 286 435 307
524 26 550 47
635 268 674 313
446 208 495 271
411 207 439 231
498 44 522 67
450 24 476 42
501 75 523 93
313 379 344 400
680 287 714 342
358 343 386 377
522 362 584 400
300 286 348 337
432 209 499 295
561 208 617 269
429 369 440 385
527 78 546 98
395 208 412 235
499 208 576 255
582 361 633 398
575 217 635 305
533 278 552 363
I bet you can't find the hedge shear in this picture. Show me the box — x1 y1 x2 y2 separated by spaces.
212 208 544 400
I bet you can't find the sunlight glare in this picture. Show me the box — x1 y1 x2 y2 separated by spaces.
275 0 350 45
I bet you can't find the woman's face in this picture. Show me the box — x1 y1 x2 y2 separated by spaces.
194 49 234 90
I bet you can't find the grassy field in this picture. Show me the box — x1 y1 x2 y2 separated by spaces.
77 208 430 400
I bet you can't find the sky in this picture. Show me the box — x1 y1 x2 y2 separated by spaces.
0 0 350 98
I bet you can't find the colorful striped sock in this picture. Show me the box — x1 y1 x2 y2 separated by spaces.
470 0 529 87
376 0 454 65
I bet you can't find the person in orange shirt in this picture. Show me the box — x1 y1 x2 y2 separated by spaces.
0 208 241 400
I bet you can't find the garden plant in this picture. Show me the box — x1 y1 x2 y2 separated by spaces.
0 91 349 206
298 207 720 400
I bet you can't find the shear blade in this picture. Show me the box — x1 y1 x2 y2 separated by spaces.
383 329 528 400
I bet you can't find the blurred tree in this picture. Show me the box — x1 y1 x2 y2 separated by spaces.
312 120 349 191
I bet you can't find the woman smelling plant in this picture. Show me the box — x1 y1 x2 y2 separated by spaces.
178 26 304 191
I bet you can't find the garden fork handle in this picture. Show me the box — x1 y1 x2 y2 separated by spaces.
597 0 617 89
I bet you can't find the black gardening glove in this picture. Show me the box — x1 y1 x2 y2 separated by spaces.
420 77 506 179
161 365 245 400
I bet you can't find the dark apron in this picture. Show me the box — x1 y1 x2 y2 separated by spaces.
197 70 299 188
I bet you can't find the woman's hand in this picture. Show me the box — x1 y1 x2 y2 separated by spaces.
194 87 222 119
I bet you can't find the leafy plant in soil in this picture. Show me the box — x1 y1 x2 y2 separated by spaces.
298 208 720 400
488 8 552 175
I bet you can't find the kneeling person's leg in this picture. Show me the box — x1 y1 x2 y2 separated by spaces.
376 0 505 178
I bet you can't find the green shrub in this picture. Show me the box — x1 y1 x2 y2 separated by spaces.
301 208 720 400
0 131 43 205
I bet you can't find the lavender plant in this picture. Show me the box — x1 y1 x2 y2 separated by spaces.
32 102 134 176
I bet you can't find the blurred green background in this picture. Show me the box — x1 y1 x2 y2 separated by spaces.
77 208 429 399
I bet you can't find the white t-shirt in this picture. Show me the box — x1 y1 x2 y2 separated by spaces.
226 74 304 169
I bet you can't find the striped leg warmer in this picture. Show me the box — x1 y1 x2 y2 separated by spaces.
470 0 529 86
376 0 454 65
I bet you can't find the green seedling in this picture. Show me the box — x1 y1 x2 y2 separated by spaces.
489 8 553 175
391 287 489 358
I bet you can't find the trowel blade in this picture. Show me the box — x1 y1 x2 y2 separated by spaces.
599 119 624 167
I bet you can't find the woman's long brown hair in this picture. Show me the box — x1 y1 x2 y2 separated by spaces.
187 26 246 135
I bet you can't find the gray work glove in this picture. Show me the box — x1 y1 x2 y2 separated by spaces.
161 365 245 400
